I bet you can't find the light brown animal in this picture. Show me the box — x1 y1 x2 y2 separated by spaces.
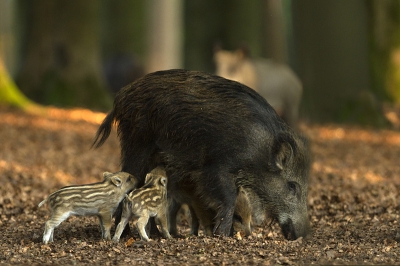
233 187 253 236
38 171 137 244
214 48 303 128
112 171 171 242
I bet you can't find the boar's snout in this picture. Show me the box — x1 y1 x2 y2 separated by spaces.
279 212 310 240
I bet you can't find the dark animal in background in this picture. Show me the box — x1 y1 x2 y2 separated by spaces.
214 48 303 129
103 53 145 95
93 69 311 240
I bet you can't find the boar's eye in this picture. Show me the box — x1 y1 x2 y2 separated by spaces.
287 181 298 195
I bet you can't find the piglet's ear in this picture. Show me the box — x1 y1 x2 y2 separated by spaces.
160 177 167 187
103 171 113 179
110 176 122 187
144 173 152 184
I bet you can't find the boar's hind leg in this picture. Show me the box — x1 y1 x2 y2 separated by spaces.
188 205 200 236
113 202 132 238
136 216 151 241
167 198 181 236
42 211 71 244
155 210 172 239
112 212 131 242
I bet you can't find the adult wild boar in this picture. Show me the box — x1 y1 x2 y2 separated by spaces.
93 69 310 240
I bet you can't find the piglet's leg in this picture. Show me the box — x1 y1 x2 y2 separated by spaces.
43 211 71 244
136 216 150 241
155 210 172 239
112 215 130 242
98 212 113 240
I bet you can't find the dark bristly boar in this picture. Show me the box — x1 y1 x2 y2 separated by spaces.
93 69 310 240
38 171 137 244
112 170 171 242
214 48 303 129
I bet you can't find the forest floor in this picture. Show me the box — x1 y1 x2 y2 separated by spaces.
1 106 400 265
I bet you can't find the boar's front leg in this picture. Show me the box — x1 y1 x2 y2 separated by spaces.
202 171 237 237
213 200 236 237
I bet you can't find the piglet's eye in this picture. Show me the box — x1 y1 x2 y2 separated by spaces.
287 181 297 194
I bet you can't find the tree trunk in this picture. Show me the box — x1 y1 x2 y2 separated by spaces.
369 0 400 104
0 57 41 112
184 0 265 72
145 0 183 72
184 0 222 72
292 0 387 126
102 0 146 57
101 0 146 93
0 0 17 76
16 0 111 111
264 0 288 63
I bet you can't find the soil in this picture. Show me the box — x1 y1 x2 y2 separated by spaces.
1 107 399 265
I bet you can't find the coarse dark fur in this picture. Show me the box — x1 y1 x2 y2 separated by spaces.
93 69 310 239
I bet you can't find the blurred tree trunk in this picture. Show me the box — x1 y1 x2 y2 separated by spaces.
264 0 288 63
184 0 222 72
0 0 17 76
146 0 183 72
0 1 39 112
292 0 388 126
101 0 146 93
0 57 41 112
184 0 264 72
369 0 400 104
222 0 264 56
102 0 145 58
16 0 111 111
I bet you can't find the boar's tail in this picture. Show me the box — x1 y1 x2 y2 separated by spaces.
92 110 115 148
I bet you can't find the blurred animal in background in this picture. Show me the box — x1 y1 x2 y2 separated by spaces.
103 53 145 95
214 47 303 129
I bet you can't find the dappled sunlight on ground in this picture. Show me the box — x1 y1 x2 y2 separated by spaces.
1 107 399 264
45 107 106 124
300 122 400 186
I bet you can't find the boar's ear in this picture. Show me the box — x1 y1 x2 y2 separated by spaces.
237 44 250 59
275 142 293 170
213 41 222 53
160 177 167 187
110 176 123 187
273 133 296 170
